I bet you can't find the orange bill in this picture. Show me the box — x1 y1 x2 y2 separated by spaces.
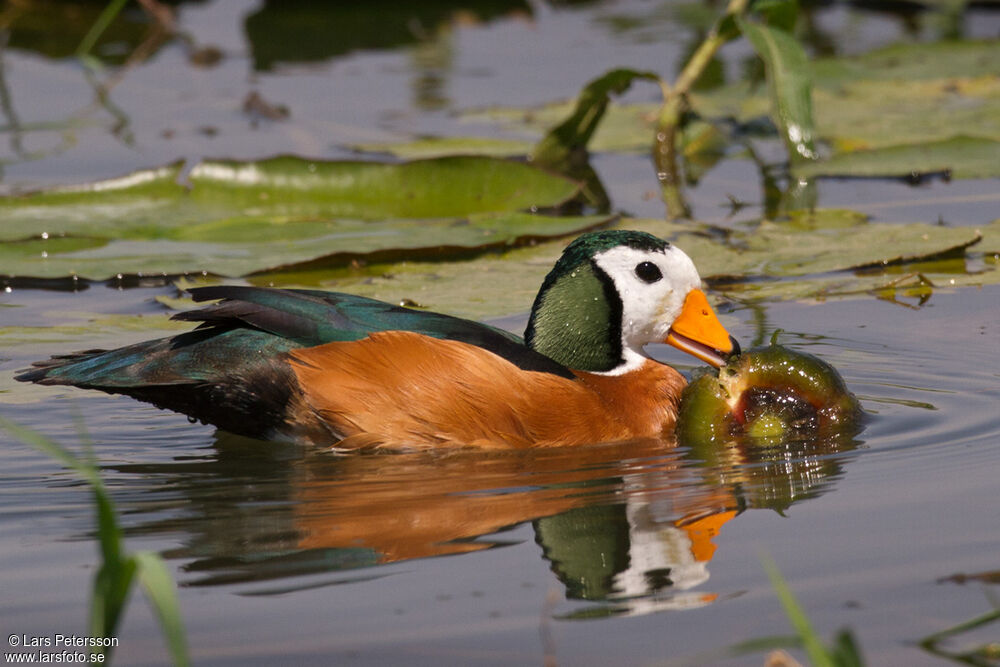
664 289 736 368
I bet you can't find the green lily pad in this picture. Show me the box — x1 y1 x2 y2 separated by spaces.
811 76 1000 153
0 212 613 280
0 156 606 280
351 136 533 160
748 221 982 275
241 219 693 320
794 136 1000 179
619 215 1000 302
811 40 1000 86
302 215 1000 318
185 156 579 219
673 219 982 278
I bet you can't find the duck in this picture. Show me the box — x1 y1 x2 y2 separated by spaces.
17 230 739 449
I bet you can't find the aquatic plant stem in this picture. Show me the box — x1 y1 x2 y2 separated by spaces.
655 0 750 220
76 0 131 65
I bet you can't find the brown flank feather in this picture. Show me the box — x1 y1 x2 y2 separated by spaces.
287 331 687 449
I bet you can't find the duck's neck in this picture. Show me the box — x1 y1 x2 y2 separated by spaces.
524 261 625 373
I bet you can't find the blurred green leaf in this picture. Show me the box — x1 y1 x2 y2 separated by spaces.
813 76 1000 154
462 101 662 154
811 39 1000 85
308 215 1000 315
737 18 818 162
680 120 731 183
0 156 581 241
631 215 1000 301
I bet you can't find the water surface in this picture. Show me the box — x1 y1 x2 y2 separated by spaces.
2 1 999 665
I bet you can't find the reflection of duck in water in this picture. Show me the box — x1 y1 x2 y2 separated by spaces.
19 231 737 449
535 490 739 616
123 430 856 615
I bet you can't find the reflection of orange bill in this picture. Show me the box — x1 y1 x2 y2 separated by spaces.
679 510 739 562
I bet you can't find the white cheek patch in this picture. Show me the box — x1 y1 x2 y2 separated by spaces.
593 244 703 357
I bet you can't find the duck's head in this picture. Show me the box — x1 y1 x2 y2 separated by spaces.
525 230 739 374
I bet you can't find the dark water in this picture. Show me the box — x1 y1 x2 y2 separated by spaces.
2 2 1000 665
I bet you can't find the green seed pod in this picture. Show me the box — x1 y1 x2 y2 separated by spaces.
677 343 862 448
676 343 863 512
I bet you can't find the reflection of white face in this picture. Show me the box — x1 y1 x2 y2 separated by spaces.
610 499 712 614
592 244 702 374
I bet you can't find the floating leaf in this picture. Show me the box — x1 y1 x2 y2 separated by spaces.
610 215 1000 302
811 39 1000 85
0 156 581 241
672 218 984 278
0 156 602 279
186 156 579 220
304 216 1000 318
794 136 1000 180
811 75 1000 152
0 212 613 280
351 136 532 160
462 101 661 154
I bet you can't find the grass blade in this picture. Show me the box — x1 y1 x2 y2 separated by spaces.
0 417 189 666
134 551 191 667
89 556 137 660
76 0 131 61
761 554 836 667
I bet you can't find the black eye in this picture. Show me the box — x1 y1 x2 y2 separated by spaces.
635 261 662 283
